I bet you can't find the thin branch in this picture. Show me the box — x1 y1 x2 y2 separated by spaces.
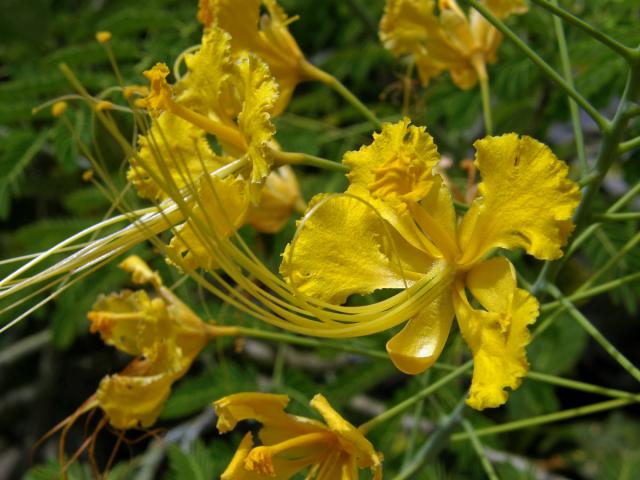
461 0 609 130
530 0 637 62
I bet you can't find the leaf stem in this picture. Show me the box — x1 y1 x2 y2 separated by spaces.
533 58 640 294
594 212 640 222
540 271 640 313
451 398 635 442
461 0 609 130
392 398 467 480
358 361 471 434
479 75 493 135
550 0 587 174
301 60 383 130
463 420 499 480
527 371 640 401
530 0 637 63
619 135 640 154
546 284 640 384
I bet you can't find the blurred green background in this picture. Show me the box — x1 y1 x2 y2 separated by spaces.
1 0 639 478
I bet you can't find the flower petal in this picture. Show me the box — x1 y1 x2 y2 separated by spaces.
386 288 454 374
280 193 429 304
96 343 184 429
213 392 297 434
220 433 309 480
176 28 235 124
202 0 304 115
87 290 171 357
453 257 538 409
129 112 227 202
344 119 444 256
457 134 581 266
483 0 528 19
311 394 382 478
235 53 279 190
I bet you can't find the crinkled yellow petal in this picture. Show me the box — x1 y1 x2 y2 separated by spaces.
213 392 294 434
280 193 426 305
167 175 250 272
483 0 528 19
346 119 440 206
176 28 236 125
453 257 538 410
380 0 439 55
457 134 581 266
386 287 454 374
142 63 172 116
247 165 304 233
310 394 382 478
203 0 304 115
128 112 227 201
118 255 162 287
96 343 184 429
380 0 475 88
235 53 279 191
344 119 443 256
87 290 172 357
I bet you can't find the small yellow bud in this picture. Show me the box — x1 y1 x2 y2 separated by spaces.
51 101 68 117
123 85 149 99
31 107 38 116
95 100 114 112
96 31 112 44
82 170 94 182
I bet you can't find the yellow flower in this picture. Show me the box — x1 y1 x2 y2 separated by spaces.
197 0 306 114
130 27 304 271
86 256 237 429
135 27 279 195
281 119 580 409
380 0 528 89
214 392 382 479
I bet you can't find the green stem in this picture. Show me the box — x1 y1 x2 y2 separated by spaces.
301 61 383 130
272 343 287 388
271 149 348 173
401 372 429 468
463 420 499 480
461 0 609 130
564 180 640 259
540 271 640 313
594 212 640 222
479 75 493 135
234 326 389 360
550 0 587 174
619 135 640 154
392 398 467 480
547 284 640 384
452 398 635 442
533 60 640 294
527 371 640 401
358 361 471 434
579 230 640 291
530 0 637 63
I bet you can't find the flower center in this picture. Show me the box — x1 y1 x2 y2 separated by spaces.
369 151 433 204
